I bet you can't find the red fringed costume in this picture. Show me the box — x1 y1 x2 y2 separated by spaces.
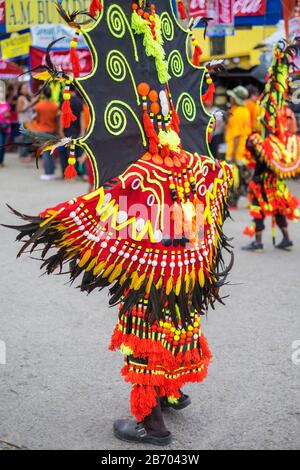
245 41 300 239
5 1 233 426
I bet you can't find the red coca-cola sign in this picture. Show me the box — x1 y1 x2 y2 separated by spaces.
189 0 267 18
218 0 234 25
0 0 5 24
189 0 209 18
30 47 92 77
234 0 267 16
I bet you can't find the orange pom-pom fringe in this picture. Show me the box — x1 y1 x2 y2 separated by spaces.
130 385 157 422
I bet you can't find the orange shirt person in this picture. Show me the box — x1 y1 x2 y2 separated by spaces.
31 87 59 134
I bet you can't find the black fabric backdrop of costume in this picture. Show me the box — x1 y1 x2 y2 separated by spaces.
82 0 210 186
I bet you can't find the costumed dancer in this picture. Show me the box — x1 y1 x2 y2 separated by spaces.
243 40 300 253
3 1 233 445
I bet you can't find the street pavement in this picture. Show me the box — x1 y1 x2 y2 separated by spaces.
0 153 300 450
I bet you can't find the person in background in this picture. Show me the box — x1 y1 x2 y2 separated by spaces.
225 86 252 208
29 86 60 181
283 106 298 134
16 83 37 162
6 84 18 146
59 85 87 180
246 85 260 132
0 92 11 168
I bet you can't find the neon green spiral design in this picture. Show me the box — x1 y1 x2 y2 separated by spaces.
104 100 147 146
160 12 174 41
106 50 140 105
176 92 197 122
107 5 138 62
168 50 184 78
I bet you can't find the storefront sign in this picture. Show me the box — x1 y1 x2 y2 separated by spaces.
1 32 32 60
189 0 267 18
189 0 234 35
30 46 92 77
0 0 5 24
31 24 88 50
234 0 267 16
5 0 91 33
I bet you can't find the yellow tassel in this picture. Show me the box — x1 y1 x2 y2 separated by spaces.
86 257 97 272
120 270 129 286
190 270 196 290
135 272 146 290
78 249 92 268
175 276 181 296
120 344 134 356
156 276 163 290
146 272 154 294
184 271 190 293
93 260 106 276
166 276 173 295
103 263 116 278
198 268 205 288
108 263 123 283
130 271 139 289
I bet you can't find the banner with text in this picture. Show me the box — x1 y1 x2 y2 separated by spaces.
30 46 92 77
6 0 91 33
1 32 31 59
189 0 267 18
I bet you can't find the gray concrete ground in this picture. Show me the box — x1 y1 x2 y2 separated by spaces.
0 153 300 451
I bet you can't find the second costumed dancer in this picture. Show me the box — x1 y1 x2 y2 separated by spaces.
4 0 233 445
243 39 300 252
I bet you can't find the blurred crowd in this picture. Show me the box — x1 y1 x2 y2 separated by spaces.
0 80 298 201
0 81 93 190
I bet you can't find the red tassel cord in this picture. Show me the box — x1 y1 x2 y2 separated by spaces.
177 1 187 20
64 144 78 180
89 0 102 17
193 45 203 66
70 47 81 78
61 100 77 129
64 164 77 179
202 82 216 104
143 111 159 155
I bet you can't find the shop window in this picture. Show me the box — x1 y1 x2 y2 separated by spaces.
210 37 225 56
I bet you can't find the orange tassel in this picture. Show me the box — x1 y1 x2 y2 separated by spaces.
64 165 77 180
202 82 216 104
193 45 203 67
160 145 170 158
143 112 158 141
70 48 81 78
149 138 159 155
89 0 102 17
61 100 77 129
177 1 187 20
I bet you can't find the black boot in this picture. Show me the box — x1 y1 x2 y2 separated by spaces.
160 390 191 411
275 238 293 251
113 403 172 446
